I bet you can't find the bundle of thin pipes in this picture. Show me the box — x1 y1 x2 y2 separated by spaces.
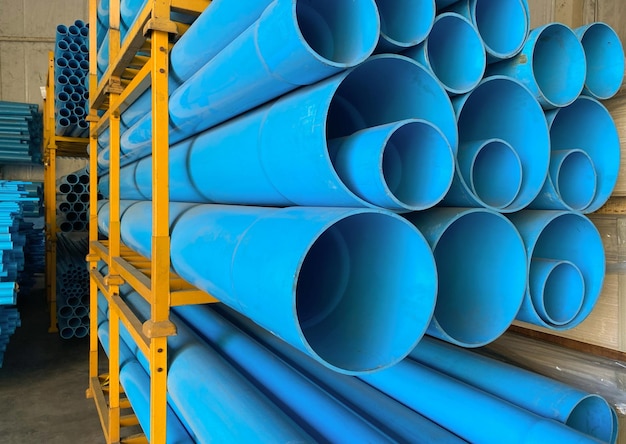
57 167 90 232
54 20 89 137
93 0 624 441
0 101 43 164
56 233 89 339
0 306 20 368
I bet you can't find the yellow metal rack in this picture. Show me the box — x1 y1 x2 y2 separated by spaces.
86 1 215 443
42 51 89 333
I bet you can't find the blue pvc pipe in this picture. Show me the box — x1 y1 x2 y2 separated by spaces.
119 0 381 164
374 0 435 53
488 23 586 109
507 210 605 330
575 22 625 100
404 12 485 95
448 0 528 62
443 76 550 212
531 96 619 213
105 201 437 374
217 305 469 444
360 358 602 444
104 56 457 209
405 207 527 347
410 337 614 443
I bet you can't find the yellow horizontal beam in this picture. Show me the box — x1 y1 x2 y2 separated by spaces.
171 0 210 15
111 294 151 358
112 256 152 303
172 289 218 306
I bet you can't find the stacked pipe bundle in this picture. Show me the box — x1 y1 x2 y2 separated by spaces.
0 101 43 164
0 306 20 368
54 20 90 138
94 0 624 441
57 167 90 232
56 233 89 339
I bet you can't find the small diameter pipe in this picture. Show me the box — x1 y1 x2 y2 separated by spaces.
444 76 550 212
488 23 586 109
405 207 527 347
575 22 625 100
410 337 614 443
107 201 438 374
404 12 485 95
448 0 529 62
508 210 605 330
374 0 435 53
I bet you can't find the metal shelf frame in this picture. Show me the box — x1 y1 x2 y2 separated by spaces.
86 1 215 443
42 50 89 333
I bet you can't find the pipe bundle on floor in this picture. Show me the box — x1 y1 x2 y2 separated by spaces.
0 101 43 164
0 306 20 368
57 167 90 232
93 0 624 441
56 233 89 339
54 20 89 138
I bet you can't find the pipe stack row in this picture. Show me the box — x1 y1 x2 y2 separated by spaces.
57 167 90 232
0 101 43 164
56 233 89 339
0 306 20 368
93 0 623 441
54 21 90 138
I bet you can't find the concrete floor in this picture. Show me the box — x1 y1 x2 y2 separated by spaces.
0 284 105 443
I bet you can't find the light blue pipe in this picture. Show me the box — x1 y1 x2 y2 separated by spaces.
535 96 619 214
172 304 393 442
405 207 527 347
360 358 602 444
97 30 109 78
118 0 381 165
217 305 468 444
443 76 550 212
507 210 605 330
105 200 437 374
102 56 457 209
118 292 313 442
120 0 147 41
488 23 586 108
575 23 624 100
404 12 485 95
374 0 435 53
410 337 615 443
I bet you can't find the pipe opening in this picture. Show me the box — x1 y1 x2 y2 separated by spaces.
296 0 379 66
59 326 74 339
553 150 596 211
532 24 586 107
58 183 71 194
566 395 613 443
377 0 434 47
427 13 485 94
296 212 436 372
59 202 71 213
58 305 73 318
431 211 526 346
474 0 527 58
579 23 625 100
531 258 584 325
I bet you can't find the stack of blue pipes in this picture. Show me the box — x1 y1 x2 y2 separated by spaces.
56 233 89 339
54 20 90 138
94 0 624 442
56 167 90 232
0 180 41 367
0 101 43 164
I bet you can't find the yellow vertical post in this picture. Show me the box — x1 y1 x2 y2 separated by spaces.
87 0 101 400
44 51 59 334
144 1 176 443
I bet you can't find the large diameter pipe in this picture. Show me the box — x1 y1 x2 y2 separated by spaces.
216 305 469 444
404 12 485 95
443 76 550 212
575 22 624 100
529 96 620 213
105 201 438 374
447 0 529 62
102 56 457 210
374 0 435 53
411 337 615 443
405 207 527 347
118 0 381 165
488 23 586 109
360 359 603 444
507 210 605 329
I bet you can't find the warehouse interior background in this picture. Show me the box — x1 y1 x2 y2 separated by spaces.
0 0 626 443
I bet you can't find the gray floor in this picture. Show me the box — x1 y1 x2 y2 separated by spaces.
0 284 105 443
